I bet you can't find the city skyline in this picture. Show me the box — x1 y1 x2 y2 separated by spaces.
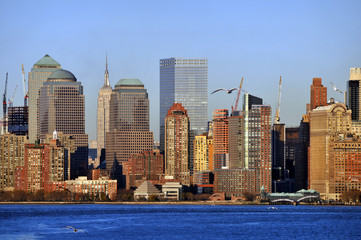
1 1 361 141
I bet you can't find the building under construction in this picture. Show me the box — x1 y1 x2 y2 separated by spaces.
7 106 28 136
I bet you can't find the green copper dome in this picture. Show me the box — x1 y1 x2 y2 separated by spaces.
115 78 144 87
34 54 61 67
47 69 76 82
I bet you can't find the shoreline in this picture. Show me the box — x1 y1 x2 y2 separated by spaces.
0 201 360 206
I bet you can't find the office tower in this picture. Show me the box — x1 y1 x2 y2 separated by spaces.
28 54 61 142
106 79 153 186
38 69 88 179
165 103 190 186
160 58 208 173
272 123 286 187
212 109 229 169
309 101 353 199
97 56 112 162
285 127 299 180
194 134 213 172
347 68 361 120
7 106 28 135
310 78 327 111
246 104 272 192
228 115 243 169
123 150 164 189
295 115 310 191
243 93 262 168
0 133 26 191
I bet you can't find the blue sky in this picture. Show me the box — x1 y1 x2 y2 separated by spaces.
1 0 361 141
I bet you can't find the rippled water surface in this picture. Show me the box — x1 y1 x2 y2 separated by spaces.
0 204 360 239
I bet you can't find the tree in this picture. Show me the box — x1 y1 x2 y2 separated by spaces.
12 190 27 202
148 194 159 202
341 189 361 203
242 192 257 201
33 190 45 201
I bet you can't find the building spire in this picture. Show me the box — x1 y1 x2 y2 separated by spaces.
104 52 110 87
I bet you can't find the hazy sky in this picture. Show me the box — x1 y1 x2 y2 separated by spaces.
1 0 361 142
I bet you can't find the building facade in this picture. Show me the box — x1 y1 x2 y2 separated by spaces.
212 109 229 169
38 69 88 179
348 68 361 121
309 102 352 199
165 103 190 186
106 78 153 186
0 134 26 191
97 57 112 161
123 150 164 189
193 133 213 172
160 58 208 174
310 78 327 111
28 54 61 142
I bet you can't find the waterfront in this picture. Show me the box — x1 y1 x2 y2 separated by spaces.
0 204 360 239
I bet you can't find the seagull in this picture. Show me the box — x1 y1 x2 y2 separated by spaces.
330 82 343 94
211 88 238 94
268 206 278 210
65 226 87 233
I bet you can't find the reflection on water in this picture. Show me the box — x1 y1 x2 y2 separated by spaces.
0 204 361 239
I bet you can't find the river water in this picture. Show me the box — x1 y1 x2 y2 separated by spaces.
0 204 360 239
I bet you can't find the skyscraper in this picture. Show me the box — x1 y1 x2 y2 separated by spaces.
97 56 112 161
38 69 88 179
212 109 229 169
28 54 61 142
309 101 354 199
165 103 190 186
106 78 153 186
347 68 361 121
310 78 327 111
160 58 208 173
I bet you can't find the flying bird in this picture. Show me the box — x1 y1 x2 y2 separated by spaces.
268 206 278 210
65 226 87 233
211 87 238 94
330 82 343 94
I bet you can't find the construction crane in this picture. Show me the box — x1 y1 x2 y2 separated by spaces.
2 73 8 133
8 85 18 107
274 76 282 124
22 64 28 106
231 77 244 113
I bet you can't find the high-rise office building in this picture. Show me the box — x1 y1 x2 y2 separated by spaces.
310 78 327 111
160 58 208 173
165 103 190 186
38 69 88 179
97 56 112 162
347 68 361 121
106 79 153 186
28 54 61 142
212 109 229 169
309 101 361 199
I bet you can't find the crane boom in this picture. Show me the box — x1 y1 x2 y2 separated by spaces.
274 76 282 124
2 73 8 133
8 85 18 107
22 64 28 106
232 77 243 112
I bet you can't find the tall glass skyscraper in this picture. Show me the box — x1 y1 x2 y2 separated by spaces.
28 54 61 143
160 58 208 173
